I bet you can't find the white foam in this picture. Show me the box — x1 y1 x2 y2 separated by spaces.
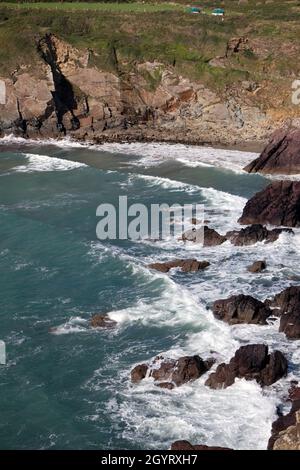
11 153 87 173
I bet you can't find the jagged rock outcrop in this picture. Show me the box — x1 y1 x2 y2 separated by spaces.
268 385 300 449
170 441 232 451
238 181 300 227
247 260 267 273
226 224 292 245
265 285 300 339
244 128 300 175
182 226 227 246
212 294 272 325
131 355 214 389
148 259 210 273
205 344 288 389
0 32 281 146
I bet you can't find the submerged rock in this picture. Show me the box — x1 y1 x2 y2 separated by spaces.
89 314 117 329
170 440 232 450
226 224 292 246
205 344 288 389
247 260 267 273
244 128 300 175
148 259 210 273
238 181 300 227
212 294 272 325
131 355 214 389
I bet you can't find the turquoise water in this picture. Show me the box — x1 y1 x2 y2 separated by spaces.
1 141 300 450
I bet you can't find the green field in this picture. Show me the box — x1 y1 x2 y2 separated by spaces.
0 1 183 13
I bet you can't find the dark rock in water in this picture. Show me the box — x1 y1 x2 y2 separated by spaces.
204 226 227 246
131 355 213 388
148 259 210 273
89 314 117 329
131 364 148 383
244 128 300 175
205 344 288 389
170 440 232 450
212 294 272 325
238 181 300 227
247 260 267 273
190 218 201 225
280 309 300 339
181 226 226 246
268 385 300 450
226 224 292 246
265 286 300 339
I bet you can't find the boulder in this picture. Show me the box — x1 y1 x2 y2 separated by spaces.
266 286 300 339
205 344 288 389
238 181 300 227
212 294 272 325
131 364 149 383
148 259 210 273
226 224 292 246
89 314 117 329
131 355 213 388
181 226 226 246
170 441 232 450
244 128 300 175
247 260 267 273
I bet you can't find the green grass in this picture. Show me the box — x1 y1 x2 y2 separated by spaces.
0 1 183 13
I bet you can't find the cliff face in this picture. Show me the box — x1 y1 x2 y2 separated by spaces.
0 33 295 146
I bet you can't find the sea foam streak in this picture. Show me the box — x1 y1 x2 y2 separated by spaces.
13 153 87 173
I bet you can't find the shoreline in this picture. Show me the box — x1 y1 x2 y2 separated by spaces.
0 132 264 154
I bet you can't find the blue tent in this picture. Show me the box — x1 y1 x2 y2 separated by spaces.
212 8 225 16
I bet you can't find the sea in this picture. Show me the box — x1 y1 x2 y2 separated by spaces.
0 136 300 450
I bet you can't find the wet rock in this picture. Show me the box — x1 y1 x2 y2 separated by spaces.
244 128 300 175
212 294 272 325
148 259 210 273
170 441 232 450
247 260 267 273
181 226 226 246
266 286 300 339
238 181 300 227
89 314 117 329
205 344 288 389
226 224 292 246
131 355 213 388
268 387 300 449
131 364 149 383
204 226 227 246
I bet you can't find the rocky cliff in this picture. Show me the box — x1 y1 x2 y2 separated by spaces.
0 33 298 146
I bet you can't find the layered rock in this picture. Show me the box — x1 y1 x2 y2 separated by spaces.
205 344 288 389
244 128 300 175
226 224 292 245
247 260 267 273
170 441 232 451
131 355 214 389
148 259 210 273
212 294 272 325
0 31 276 147
238 181 300 227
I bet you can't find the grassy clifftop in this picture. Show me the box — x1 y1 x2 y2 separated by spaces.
0 1 300 111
